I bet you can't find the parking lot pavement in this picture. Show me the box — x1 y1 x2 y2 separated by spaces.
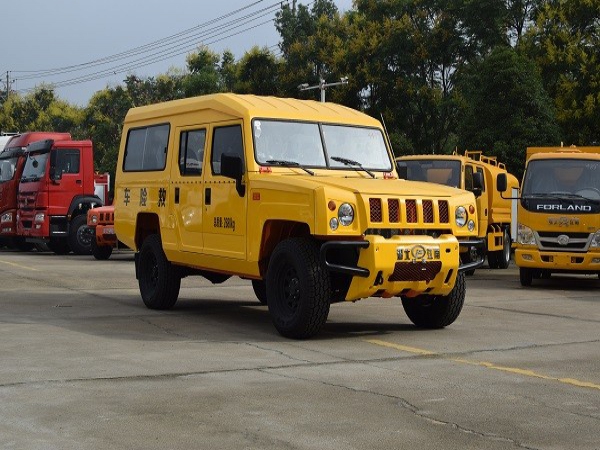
1 249 599 449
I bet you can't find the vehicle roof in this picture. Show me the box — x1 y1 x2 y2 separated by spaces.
125 93 382 127
527 146 600 161
4 132 72 149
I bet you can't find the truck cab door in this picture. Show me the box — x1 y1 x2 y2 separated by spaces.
465 163 487 238
202 123 247 259
49 147 83 211
170 127 206 253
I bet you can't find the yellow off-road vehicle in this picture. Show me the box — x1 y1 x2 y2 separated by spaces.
114 94 482 338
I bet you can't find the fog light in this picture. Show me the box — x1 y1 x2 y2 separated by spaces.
329 217 339 231
522 254 533 261
591 258 600 264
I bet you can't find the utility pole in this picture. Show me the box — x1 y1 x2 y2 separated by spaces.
298 76 348 102
3 71 10 101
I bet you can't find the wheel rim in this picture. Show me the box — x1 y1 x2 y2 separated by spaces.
77 225 94 248
275 262 301 318
502 230 511 263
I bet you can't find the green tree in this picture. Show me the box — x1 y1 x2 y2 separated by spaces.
524 0 600 145
456 46 560 177
235 47 281 95
183 46 222 97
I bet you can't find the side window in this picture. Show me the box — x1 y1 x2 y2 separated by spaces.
476 167 485 192
179 129 206 176
211 125 244 175
465 165 474 191
55 149 80 174
123 124 170 171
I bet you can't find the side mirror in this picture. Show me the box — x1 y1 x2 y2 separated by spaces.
396 161 408 180
472 172 483 197
49 167 62 182
221 153 245 197
497 173 507 192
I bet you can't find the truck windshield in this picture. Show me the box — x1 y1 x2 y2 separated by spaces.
253 120 392 172
403 159 461 188
522 159 600 199
21 152 49 182
0 157 18 182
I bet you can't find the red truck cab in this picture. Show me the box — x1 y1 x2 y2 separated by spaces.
16 138 106 254
0 132 71 250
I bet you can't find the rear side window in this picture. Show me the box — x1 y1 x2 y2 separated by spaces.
179 129 206 176
123 124 170 171
54 149 80 175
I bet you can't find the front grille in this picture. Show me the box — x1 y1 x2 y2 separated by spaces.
536 231 590 252
98 212 114 224
388 261 442 282
368 198 450 226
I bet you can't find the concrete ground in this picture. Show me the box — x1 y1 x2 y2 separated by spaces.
0 249 598 450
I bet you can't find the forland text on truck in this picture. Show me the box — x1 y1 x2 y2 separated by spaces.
115 94 482 338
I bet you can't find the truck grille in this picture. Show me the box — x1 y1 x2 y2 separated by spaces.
536 232 590 252
388 261 442 282
369 198 449 225
98 211 114 224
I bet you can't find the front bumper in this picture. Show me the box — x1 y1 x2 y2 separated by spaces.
516 248 600 272
457 237 486 272
321 234 461 301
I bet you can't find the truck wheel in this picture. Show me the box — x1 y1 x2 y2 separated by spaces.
138 234 181 310
69 215 93 255
48 238 70 255
91 238 113 260
493 228 511 269
402 272 466 329
519 267 533 286
266 237 331 339
251 279 267 305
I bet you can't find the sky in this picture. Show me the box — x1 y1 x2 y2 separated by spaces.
2 0 353 106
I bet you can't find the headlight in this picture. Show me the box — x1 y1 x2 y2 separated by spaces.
338 203 354 226
34 213 45 223
455 206 467 227
0 212 13 223
90 215 98 225
590 231 600 248
329 217 339 231
517 223 536 245
467 220 475 232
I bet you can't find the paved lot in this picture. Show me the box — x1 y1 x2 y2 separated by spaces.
0 248 598 450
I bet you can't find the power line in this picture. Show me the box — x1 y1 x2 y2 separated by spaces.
12 0 289 95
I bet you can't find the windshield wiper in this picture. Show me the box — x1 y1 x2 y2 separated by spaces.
266 160 314 176
330 156 375 179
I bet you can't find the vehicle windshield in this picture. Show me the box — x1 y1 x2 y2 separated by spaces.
21 152 49 182
522 159 600 199
252 120 392 172
403 159 461 188
0 156 18 182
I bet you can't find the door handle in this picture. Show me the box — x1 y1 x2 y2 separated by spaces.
76 180 82 184
205 188 211 205
175 187 180 204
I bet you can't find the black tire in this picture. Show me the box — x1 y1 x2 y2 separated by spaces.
402 272 466 329
48 238 70 255
91 237 113 260
489 228 511 270
519 267 533 286
68 214 93 255
266 237 331 339
138 234 181 310
252 279 267 305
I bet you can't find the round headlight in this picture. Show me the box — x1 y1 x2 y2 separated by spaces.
329 217 339 231
91 215 98 224
455 206 467 227
338 203 354 226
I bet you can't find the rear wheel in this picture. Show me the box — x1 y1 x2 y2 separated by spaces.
138 234 181 309
402 272 466 328
519 267 533 286
69 214 93 255
91 238 113 260
489 228 511 269
266 237 330 339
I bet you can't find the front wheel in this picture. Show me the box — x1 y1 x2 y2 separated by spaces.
402 272 466 329
252 279 267 305
91 237 113 260
266 237 331 339
69 214 93 255
519 267 533 287
138 234 181 309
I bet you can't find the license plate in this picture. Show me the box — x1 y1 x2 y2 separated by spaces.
397 245 440 261
103 227 115 235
